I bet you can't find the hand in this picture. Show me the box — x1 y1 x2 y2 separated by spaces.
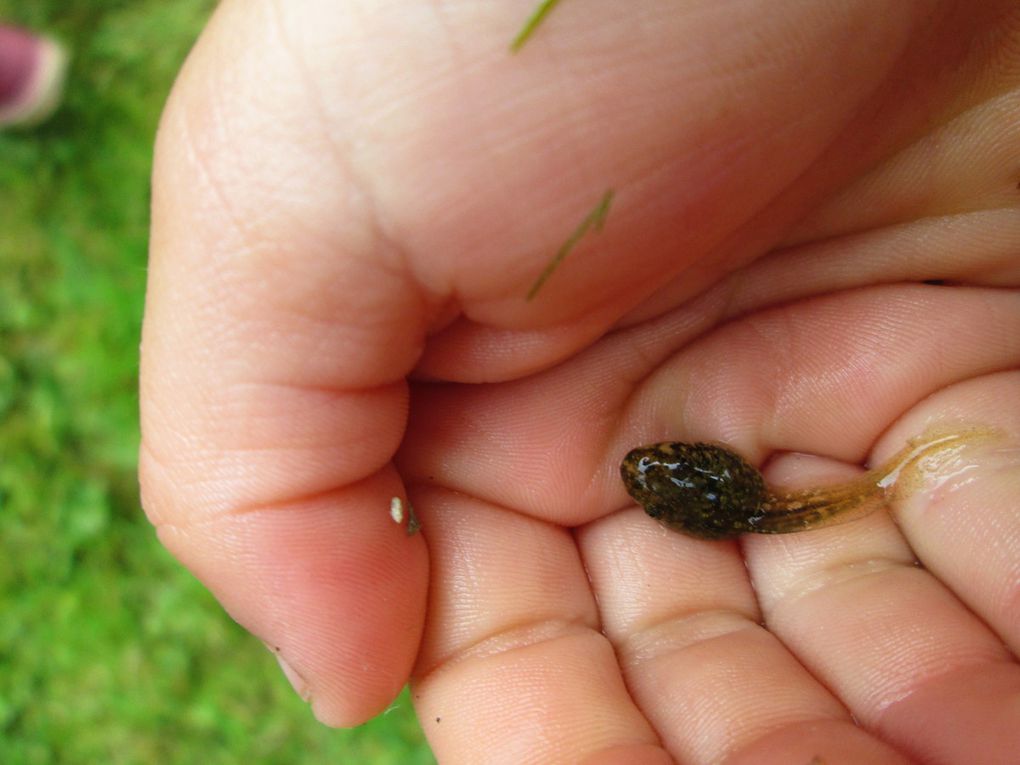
140 2 1020 762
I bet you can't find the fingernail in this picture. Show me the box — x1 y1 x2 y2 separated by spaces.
267 646 312 702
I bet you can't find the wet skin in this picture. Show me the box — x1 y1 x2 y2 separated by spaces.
620 429 997 540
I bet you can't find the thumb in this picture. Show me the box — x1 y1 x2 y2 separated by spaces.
141 1 429 726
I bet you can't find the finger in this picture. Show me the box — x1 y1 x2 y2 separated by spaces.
576 510 910 764
725 208 1020 312
409 488 667 765
882 371 1020 654
620 205 1020 331
786 63 1020 246
400 286 1020 524
141 0 433 724
744 378 1020 764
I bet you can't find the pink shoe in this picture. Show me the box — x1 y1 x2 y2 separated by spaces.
0 25 68 127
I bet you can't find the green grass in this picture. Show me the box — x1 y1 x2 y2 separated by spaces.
0 2 433 762
510 0 564 52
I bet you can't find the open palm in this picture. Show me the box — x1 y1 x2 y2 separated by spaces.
141 2 1020 762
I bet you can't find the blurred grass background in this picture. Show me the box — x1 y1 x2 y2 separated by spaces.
0 1 433 762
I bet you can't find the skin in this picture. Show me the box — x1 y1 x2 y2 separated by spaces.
621 429 1000 539
141 1 1020 763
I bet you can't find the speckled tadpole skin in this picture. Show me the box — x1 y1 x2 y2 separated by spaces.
620 430 998 540
620 442 770 539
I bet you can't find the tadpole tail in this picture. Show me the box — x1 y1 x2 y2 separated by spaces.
749 480 887 534
748 426 1002 534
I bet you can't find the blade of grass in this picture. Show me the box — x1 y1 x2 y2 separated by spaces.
526 189 615 301
510 0 564 52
